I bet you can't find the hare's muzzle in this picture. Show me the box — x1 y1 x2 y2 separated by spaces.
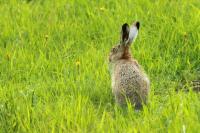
109 55 111 62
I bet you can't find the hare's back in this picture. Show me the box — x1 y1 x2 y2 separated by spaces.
115 61 142 88
116 61 150 98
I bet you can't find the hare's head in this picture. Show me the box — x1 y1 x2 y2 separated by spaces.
109 21 140 63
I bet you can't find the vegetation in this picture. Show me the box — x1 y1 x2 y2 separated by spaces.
0 0 199 132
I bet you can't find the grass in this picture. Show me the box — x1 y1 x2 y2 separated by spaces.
0 0 200 132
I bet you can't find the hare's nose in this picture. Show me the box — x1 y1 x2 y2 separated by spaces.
109 56 111 62
135 21 140 30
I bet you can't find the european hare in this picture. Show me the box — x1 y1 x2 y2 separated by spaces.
109 21 150 109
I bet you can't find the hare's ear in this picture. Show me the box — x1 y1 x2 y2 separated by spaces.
128 22 140 45
121 23 130 45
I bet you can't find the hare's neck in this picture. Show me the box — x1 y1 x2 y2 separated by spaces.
121 47 132 60
108 62 115 75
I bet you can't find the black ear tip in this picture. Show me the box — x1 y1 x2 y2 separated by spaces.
121 23 130 42
122 23 129 31
135 21 140 29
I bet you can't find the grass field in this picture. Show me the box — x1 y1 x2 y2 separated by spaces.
0 0 200 132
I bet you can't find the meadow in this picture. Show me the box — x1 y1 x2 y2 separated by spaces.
0 0 200 132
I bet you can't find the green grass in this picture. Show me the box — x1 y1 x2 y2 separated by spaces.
0 0 200 132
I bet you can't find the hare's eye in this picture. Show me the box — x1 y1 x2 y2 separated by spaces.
112 48 117 53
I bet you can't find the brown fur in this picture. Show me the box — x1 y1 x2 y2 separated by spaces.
108 21 150 109
121 46 132 60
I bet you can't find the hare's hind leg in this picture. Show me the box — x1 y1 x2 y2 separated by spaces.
114 91 127 106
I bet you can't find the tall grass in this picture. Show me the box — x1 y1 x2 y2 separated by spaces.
0 0 199 132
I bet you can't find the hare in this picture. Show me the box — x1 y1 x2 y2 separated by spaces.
109 21 150 109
